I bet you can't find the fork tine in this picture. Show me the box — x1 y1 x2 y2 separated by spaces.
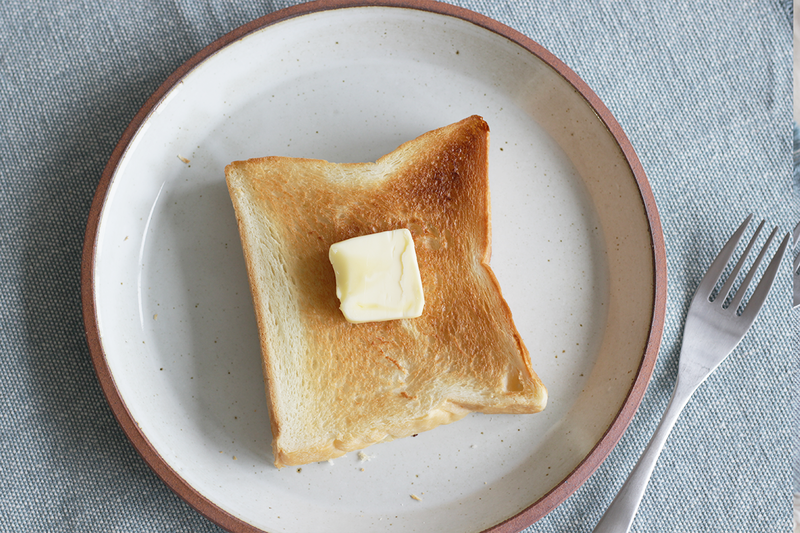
727 225 776 311
716 219 764 304
693 215 753 302
738 231 791 329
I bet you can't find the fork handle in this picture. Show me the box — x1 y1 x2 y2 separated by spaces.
593 378 696 533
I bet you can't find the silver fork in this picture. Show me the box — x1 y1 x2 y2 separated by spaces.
593 215 791 533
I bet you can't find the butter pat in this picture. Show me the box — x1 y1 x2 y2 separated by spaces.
329 229 425 323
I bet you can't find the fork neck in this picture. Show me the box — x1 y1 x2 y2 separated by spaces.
666 370 701 417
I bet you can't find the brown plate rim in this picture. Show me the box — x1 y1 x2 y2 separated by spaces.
80 1 667 532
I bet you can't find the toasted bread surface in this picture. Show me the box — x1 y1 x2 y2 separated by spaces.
225 115 547 468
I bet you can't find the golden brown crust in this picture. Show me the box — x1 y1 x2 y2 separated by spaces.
225 116 547 468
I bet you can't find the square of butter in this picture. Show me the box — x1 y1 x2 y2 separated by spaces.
328 228 425 323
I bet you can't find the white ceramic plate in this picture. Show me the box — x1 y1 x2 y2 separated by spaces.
83 2 665 532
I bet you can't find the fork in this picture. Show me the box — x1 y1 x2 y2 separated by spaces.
593 215 791 533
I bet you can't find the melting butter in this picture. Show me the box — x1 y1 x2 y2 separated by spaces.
328 229 425 323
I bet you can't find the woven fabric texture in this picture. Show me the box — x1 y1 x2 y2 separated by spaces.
0 1 796 532
793 125 800 532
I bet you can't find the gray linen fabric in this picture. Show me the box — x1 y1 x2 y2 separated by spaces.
794 128 800 533
0 1 796 532
794 124 800 510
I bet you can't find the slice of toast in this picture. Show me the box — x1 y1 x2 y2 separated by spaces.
225 115 547 468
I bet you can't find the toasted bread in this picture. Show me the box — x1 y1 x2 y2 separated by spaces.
225 115 547 468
